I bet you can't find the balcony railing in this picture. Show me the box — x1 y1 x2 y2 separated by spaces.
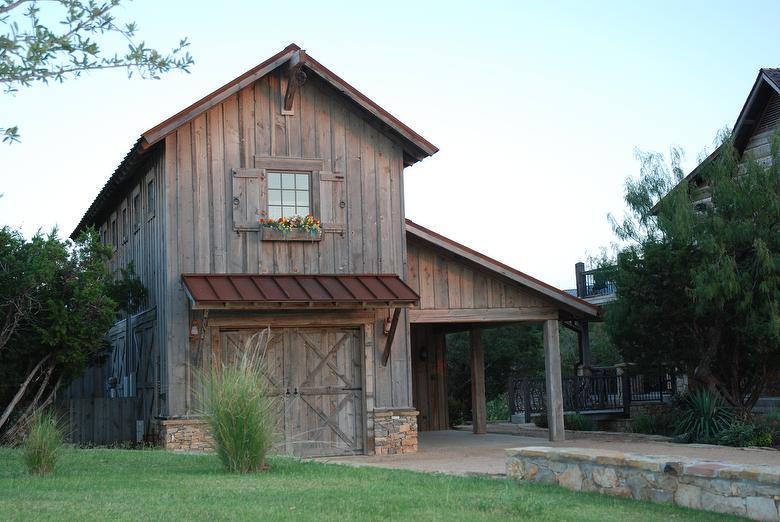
575 262 617 299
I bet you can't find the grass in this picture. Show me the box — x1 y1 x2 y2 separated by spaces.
0 448 743 521
23 411 63 475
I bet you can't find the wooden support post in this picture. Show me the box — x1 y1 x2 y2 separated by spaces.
523 379 532 424
543 319 565 442
577 320 591 371
575 262 586 298
622 368 632 418
470 328 486 435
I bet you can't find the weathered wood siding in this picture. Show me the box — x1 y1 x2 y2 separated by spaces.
743 90 780 166
162 70 411 415
410 325 448 431
87 151 167 416
406 237 557 319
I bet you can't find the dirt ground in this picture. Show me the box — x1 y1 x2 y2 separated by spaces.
321 428 780 477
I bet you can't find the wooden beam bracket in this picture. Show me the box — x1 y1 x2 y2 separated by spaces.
381 307 402 366
283 50 307 114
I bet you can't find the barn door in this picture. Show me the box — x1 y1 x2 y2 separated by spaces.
133 318 157 440
285 328 364 457
217 327 364 457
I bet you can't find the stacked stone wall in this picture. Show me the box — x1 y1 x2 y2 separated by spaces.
373 409 418 456
507 446 780 521
155 419 214 451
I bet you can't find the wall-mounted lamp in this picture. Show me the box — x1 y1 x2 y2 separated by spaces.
189 319 200 340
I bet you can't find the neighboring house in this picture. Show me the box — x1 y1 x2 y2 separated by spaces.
685 68 780 203
64 44 599 455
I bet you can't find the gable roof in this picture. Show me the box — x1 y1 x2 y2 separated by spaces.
684 68 780 186
404 219 601 320
71 44 437 238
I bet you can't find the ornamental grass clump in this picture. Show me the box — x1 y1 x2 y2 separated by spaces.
23 410 63 476
199 330 278 473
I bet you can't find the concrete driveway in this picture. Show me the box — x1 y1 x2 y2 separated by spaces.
321 428 780 477
321 430 528 476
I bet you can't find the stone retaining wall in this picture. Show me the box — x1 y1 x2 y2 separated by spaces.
373 409 418 456
155 418 214 451
507 446 780 521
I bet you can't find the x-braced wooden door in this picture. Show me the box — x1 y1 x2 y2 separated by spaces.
284 328 364 457
218 327 364 457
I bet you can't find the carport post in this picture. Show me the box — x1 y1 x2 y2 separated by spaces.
543 320 565 441
470 328 487 435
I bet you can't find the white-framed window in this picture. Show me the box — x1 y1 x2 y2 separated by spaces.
267 171 311 219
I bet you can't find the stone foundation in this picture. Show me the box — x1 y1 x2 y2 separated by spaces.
155 418 214 451
507 446 780 521
373 409 418 456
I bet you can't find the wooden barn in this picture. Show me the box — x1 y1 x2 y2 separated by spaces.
64 44 600 455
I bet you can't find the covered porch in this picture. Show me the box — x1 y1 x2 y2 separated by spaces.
404 220 601 441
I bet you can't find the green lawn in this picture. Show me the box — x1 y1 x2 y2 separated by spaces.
0 448 743 521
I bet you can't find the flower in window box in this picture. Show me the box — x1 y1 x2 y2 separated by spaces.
259 215 322 236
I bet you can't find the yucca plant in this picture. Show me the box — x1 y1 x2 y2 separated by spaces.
199 330 278 473
674 389 733 443
23 410 63 475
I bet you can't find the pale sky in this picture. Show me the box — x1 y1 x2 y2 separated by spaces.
2 0 779 289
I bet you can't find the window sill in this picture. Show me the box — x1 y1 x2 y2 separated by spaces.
260 228 322 242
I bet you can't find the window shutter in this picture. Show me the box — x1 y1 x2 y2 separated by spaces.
317 171 345 230
232 168 263 230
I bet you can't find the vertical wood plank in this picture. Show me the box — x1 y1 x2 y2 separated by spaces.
239 85 259 273
192 115 211 273
222 94 245 272
207 105 227 273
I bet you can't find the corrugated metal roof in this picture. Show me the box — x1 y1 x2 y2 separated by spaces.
182 273 419 309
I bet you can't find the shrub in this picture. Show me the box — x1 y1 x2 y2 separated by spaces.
486 395 510 422
565 412 594 431
531 413 594 431
674 389 733 443
23 410 63 475
629 411 676 436
716 421 758 447
199 330 278 473
716 420 774 447
749 432 774 447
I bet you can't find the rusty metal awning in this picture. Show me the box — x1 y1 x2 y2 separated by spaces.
181 273 419 310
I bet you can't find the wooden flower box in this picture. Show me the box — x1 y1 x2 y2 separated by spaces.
260 227 322 242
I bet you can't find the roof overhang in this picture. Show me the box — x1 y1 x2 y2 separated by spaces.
404 220 601 321
181 273 419 310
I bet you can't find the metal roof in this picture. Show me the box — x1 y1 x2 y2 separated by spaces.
182 273 419 309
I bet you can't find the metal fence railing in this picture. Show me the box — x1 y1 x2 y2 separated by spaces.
509 366 677 422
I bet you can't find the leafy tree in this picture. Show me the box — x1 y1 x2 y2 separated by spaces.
1 0 193 142
605 132 780 416
0 227 137 440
